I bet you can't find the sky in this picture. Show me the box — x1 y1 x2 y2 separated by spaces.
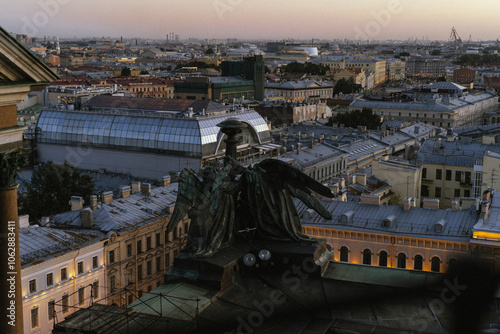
1 0 500 41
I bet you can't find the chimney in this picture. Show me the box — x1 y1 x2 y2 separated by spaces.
81 208 94 228
119 186 131 199
309 140 314 149
341 172 350 183
482 190 491 202
162 175 171 186
18 214 29 229
69 196 84 211
356 173 366 186
360 194 381 205
410 197 416 207
141 183 152 197
131 181 141 194
90 195 98 211
481 200 490 218
403 197 411 211
451 200 459 210
422 198 439 209
102 191 113 204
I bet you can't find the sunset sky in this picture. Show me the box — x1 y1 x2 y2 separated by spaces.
2 0 499 41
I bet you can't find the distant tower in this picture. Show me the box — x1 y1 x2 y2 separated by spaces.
56 36 60 55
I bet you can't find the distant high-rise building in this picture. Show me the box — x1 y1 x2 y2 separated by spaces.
221 55 265 101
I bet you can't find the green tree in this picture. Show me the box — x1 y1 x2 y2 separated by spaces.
326 107 381 130
333 78 362 95
19 162 95 222
140 70 149 75
205 48 214 55
121 67 131 77
431 49 441 56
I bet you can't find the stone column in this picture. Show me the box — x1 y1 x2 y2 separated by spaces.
0 150 26 334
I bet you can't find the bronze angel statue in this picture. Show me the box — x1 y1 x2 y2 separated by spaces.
167 157 334 257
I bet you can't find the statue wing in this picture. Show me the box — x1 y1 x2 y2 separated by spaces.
167 167 202 232
257 159 334 219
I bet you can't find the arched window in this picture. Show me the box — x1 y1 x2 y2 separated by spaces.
340 246 349 262
379 251 388 267
431 257 441 272
414 255 423 270
397 253 406 269
448 258 458 272
362 249 372 265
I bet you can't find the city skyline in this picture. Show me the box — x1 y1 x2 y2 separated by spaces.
2 0 500 42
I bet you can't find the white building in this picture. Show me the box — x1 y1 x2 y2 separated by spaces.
20 215 106 334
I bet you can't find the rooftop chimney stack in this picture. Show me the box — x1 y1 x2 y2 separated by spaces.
81 208 94 228
403 197 411 211
131 182 141 194
90 195 98 211
69 196 84 211
102 191 113 204
162 176 171 187
451 200 459 210
422 198 440 209
18 214 29 229
141 183 152 197
119 186 131 199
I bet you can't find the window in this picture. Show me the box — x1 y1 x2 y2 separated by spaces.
137 240 142 254
340 246 349 262
138 265 143 281
29 279 36 293
31 307 39 329
362 249 372 265
147 260 152 276
436 169 442 180
128 295 133 305
138 290 143 298
46 273 53 287
156 233 161 247
414 255 423 270
93 256 98 269
110 276 116 293
421 185 430 197
156 257 161 273
379 251 388 267
422 167 427 179
165 254 170 268
464 171 472 184
455 171 461 181
127 244 132 258
93 281 99 299
448 258 458 271
397 253 406 269
48 300 55 320
109 250 115 264
445 170 452 181
62 294 69 313
431 257 441 272
78 287 85 305
454 189 461 198
435 187 442 197
147 236 152 250
148 285 152 292
78 261 84 275
174 250 178 257
464 189 471 197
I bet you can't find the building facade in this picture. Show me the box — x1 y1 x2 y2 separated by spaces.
265 80 333 102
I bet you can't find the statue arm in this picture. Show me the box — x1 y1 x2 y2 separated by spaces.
167 167 202 232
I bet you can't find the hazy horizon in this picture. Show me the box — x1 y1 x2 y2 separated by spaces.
2 0 500 42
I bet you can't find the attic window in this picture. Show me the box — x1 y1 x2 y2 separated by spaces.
434 219 446 233
340 211 354 224
382 215 396 228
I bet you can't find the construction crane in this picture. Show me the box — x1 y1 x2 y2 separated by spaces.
449 27 462 44
467 34 472 44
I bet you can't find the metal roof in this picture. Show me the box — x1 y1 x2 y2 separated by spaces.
50 183 179 233
298 199 478 242
20 226 105 267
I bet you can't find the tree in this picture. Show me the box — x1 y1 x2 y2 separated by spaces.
326 107 381 130
19 162 95 222
333 78 362 95
121 67 131 77
431 49 441 56
140 70 149 75
205 48 214 55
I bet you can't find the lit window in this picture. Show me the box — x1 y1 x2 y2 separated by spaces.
31 307 39 329
29 279 36 294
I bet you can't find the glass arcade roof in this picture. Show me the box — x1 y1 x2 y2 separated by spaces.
37 109 271 158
